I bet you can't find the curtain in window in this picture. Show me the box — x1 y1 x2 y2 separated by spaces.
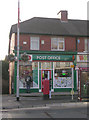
30 37 39 50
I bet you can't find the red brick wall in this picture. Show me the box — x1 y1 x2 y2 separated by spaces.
15 34 85 52
77 38 85 52
65 37 76 51
15 34 30 50
15 34 51 51
40 36 51 51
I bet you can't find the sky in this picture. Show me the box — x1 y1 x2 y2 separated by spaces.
0 0 88 60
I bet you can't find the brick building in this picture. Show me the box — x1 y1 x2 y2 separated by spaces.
9 11 89 98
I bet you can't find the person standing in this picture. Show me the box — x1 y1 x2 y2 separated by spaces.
25 75 32 93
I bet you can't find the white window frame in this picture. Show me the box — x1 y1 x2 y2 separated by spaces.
30 37 39 50
51 37 65 51
53 62 73 88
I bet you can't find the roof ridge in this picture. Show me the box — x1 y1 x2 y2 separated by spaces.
68 19 89 22
12 17 89 26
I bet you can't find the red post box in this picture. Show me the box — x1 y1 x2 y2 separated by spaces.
43 80 49 95
42 80 44 92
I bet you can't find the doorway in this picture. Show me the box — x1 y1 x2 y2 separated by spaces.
80 70 89 98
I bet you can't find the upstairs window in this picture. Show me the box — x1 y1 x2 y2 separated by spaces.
85 39 88 52
30 37 39 50
51 37 65 51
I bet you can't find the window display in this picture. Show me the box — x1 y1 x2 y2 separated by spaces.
54 62 72 88
19 65 32 88
19 61 38 88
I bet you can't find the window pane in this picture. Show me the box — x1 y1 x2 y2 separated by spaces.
30 37 39 50
59 41 63 49
51 37 64 50
54 62 72 88
32 40 38 50
54 62 71 69
85 39 87 51
32 62 38 87
41 62 52 69
51 40 57 49
32 62 38 70
19 65 32 88
56 62 60 68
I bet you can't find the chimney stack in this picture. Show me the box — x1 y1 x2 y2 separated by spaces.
57 10 68 22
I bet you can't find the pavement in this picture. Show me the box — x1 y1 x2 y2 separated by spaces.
1 92 89 111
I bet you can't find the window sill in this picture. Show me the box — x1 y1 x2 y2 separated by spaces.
51 49 65 51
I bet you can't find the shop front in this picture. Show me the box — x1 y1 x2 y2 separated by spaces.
77 53 89 100
14 52 77 93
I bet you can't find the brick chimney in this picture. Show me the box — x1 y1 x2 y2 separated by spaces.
57 10 68 22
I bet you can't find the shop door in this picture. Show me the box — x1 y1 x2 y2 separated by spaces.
81 71 89 98
41 70 51 91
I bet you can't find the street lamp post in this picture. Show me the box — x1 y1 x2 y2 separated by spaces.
16 0 20 101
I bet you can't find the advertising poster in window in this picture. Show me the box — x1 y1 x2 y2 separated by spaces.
54 77 72 88
54 62 72 88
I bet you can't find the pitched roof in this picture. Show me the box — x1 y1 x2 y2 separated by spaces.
9 17 89 39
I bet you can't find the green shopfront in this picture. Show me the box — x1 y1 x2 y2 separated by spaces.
14 51 77 93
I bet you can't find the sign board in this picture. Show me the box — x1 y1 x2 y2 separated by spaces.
19 54 75 62
71 90 74 95
28 55 32 61
77 55 89 62
70 65 74 68
33 55 74 61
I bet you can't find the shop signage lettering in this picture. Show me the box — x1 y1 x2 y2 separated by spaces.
36 56 60 60
33 55 73 61
19 54 74 61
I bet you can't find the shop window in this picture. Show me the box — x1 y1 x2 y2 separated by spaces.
41 62 52 70
54 69 72 77
19 64 32 88
32 62 38 88
51 37 65 51
54 62 72 88
54 62 71 68
30 37 39 50
32 62 38 70
19 61 38 88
